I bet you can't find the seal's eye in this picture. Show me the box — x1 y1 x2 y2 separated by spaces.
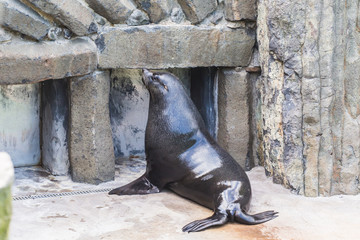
153 74 168 91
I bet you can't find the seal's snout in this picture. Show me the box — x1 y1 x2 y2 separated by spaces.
142 69 153 86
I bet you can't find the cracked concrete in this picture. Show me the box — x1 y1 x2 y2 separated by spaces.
9 159 360 240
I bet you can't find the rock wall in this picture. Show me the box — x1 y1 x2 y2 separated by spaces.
257 0 360 196
0 0 256 184
1 0 358 196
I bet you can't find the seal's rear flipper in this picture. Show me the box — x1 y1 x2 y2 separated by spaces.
234 210 278 225
109 175 160 195
182 211 228 233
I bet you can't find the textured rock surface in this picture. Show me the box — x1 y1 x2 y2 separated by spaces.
0 37 97 84
257 0 360 196
85 0 136 24
0 152 13 240
69 71 115 184
0 84 40 167
25 0 97 36
248 70 262 169
217 68 250 169
41 79 70 176
170 7 185 23
97 25 255 69
224 0 257 21
0 0 52 40
177 0 217 24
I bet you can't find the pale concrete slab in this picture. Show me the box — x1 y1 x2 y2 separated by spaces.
97 25 255 69
9 160 360 240
0 37 97 84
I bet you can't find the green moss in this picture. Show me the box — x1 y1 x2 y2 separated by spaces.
0 185 12 240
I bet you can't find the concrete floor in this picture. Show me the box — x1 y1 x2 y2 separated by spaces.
9 159 360 240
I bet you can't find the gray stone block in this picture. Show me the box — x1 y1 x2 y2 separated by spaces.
69 71 115 184
0 152 13 240
0 0 52 40
134 0 167 23
0 84 41 167
177 0 217 24
170 7 185 23
41 79 70 176
26 0 97 36
0 27 11 43
217 68 250 169
224 0 257 21
0 37 97 84
85 0 136 24
97 25 255 69
126 9 149 26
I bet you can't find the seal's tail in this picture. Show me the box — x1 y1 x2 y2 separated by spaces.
234 210 278 225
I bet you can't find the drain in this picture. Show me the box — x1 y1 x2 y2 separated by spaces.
12 188 113 201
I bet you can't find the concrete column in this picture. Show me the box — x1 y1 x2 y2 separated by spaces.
0 84 40 167
41 79 70 176
69 71 115 184
0 152 14 240
217 68 250 169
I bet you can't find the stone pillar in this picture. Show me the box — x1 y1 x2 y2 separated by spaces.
0 152 14 240
41 79 70 176
257 0 360 196
217 68 251 169
69 71 115 184
0 84 40 167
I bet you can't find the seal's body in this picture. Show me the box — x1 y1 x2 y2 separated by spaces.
110 69 277 232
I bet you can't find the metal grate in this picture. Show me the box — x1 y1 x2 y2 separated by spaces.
12 188 113 201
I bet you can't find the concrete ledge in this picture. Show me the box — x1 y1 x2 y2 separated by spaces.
97 25 255 69
0 37 97 84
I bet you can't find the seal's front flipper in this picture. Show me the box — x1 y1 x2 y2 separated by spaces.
234 210 278 225
182 211 228 233
109 175 160 195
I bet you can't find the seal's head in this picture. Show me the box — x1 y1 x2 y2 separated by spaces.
142 69 186 101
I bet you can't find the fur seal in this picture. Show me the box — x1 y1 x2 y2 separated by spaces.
109 69 278 232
